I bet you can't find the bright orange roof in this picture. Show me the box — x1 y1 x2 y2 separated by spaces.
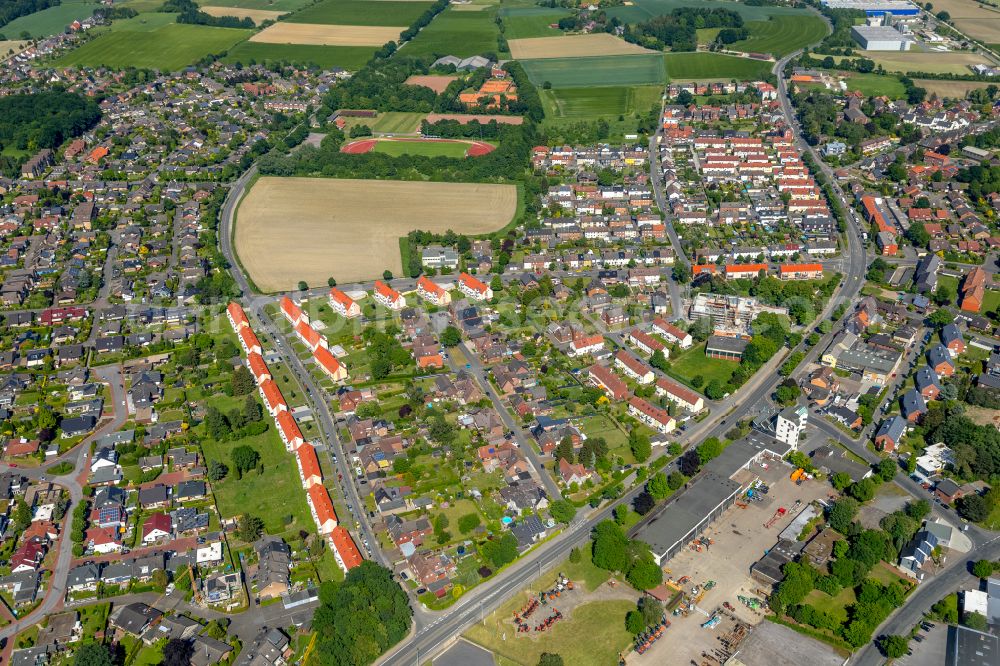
295 320 322 348
459 272 489 294
331 526 363 570
88 146 108 162
260 379 286 411
725 263 768 273
692 264 716 274
297 444 322 482
308 484 338 528
779 263 823 273
280 296 302 322
329 287 355 309
313 346 343 376
276 409 302 443
238 326 261 352
374 280 400 302
417 276 445 296
247 352 269 380
227 302 248 329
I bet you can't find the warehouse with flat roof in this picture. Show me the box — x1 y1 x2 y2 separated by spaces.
851 25 913 50
822 0 919 15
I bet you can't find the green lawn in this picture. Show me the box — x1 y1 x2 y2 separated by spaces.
403 8 503 58
521 53 665 88
54 23 251 70
579 414 632 462
370 139 475 158
289 0 434 26
106 11 178 32
981 288 1000 315
132 641 165 666
560 545 611 592
666 342 734 389
222 42 376 69
664 52 773 81
500 6 571 39
729 15 829 56
372 112 427 134
803 586 855 624
844 72 906 97
0 1 100 39
541 85 662 121
199 422 314 539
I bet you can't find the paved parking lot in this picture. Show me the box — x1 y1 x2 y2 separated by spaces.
890 623 947 666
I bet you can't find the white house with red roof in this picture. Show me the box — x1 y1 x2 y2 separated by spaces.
84 527 122 555
655 377 704 412
587 363 630 401
276 410 304 451
328 288 361 318
259 379 287 416
373 280 406 310
226 302 249 332
569 334 604 357
237 327 262 355
615 351 655 384
417 276 451 306
294 320 327 353
247 352 271 385
628 396 676 434
558 458 592 486
651 318 692 349
628 329 666 357
280 296 306 326
458 272 492 301
141 513 172 544
314 347 348 382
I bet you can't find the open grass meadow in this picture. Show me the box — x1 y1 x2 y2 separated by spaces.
289 0 433 25
194 0 313 10
729 15 828 56
222 41 375 68
54 22 251 70
371 139 472 158
607 0 810 24
666 341 735 389
844 72 906 97
500 6 571 39
372 111 425 133
0 0 99 38
521 53 665 88
664 52 773 81
541 85 662 121
402 8 503 58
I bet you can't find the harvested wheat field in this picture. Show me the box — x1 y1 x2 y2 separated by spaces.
249 22 404 46
404 74 457 92
200 6 286 23
236 177 517 289
914 78 994 98
929 0 1000 42
0 40 30 61
508 33 653 59
856 50 991 75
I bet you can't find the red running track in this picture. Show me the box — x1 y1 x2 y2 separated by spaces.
339 137 496 157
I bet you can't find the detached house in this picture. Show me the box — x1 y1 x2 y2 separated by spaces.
416 276 451 306
373 280 406 310
458 272 492 301
328 288 361 318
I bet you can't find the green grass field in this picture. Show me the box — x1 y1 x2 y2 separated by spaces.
195 0 313 10
372 111 425 133
844 72 905 97
607 0 810 24
371 139 472 158
664 52 772 81
222 42 375 69
521 53 665 88
289 0 433 26
0 1 99 39
107 11 178 32
403 8 503 58
54 22 250 70
729 15 829 56
541 85 661 120
666 342 735 389
500 6 571 39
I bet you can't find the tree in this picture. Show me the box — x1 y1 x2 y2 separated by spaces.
298 281 308 291
382 270 393 281
958 494 989 522
647 472 670 500
667 471 685 490
549 499 576 524
848 478 876 503
162 638 194 666
829 497 859 534
879 635 909 659
328 277 337 287
964 611 988 631
74 644 113 666
629 431 651 463
972 559 995 579
232 365 254 395
231 445 261 479
625 610 646 635
208 461 228 481
672 261 691 284
831 472 852 492
876 458 896 482
457 513 481 534
480 533 518 568
13 499 31 530
441 326 461 347
928 309 953 329
906 499 931 521
537 655 564 666
591 520 628 572
679 449 700 476
697 437 723 464
152 568 169 590
554 437 575 468
236 514 264 542
626 551 663 590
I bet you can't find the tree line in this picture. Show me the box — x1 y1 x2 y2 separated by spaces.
0 91 101 176
0 0 59 31
159 0 254 28
622 8 744 52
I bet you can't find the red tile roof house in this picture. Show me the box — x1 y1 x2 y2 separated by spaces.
258 379 287 416
85 526 124 554
655 377 704 412
615 350 655 384
328 288 361 318
416 276 451 306
276 410 304 451
587 363 630 401
11 538 47 572
141 513 172 544
330 525 363 572
558 458 592 486
279 296 307 326
296 444 323 489
226 301 249 332
238 327 262 356
569 334 604 357
294 320 328 353
627 396 676 434
628 329 666 357
373 280 406 310
778 263 823 280
247 352 271 384
314 347 348 382
459 272 492 301
307 484 338 535
651 318 692 349
725 263 768 279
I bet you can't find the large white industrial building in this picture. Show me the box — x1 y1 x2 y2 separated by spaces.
851 25 913 50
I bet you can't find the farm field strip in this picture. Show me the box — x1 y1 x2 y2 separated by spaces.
913 78 996 98
663 52 772 81
929 0 1000 43
500 6 571 39
508 33 654 59
192 0 311 9
200 6 287 23
234 177 517 289
289 0 434 25
521 53 665 88
834 50 992 75
0 2 100 39
728 15 829 56
222 42 376 68
0 41 31 62
403 74 457 92
249 22 403 45
606 0 810 24
401 8 502 57
541 85 662 120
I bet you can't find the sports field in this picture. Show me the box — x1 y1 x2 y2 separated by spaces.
664 52 772 81
200 6 287 23
836 50 991 75
729 15 828 56
370 111 425 133
541 85 662 120
500 6 571 39
522 54 665 88
403 8 502 57
930 0 1000 42
53 23 251 70
223 42 376 68
250 22 402 45
235 177 517 288
0 1 99 38
607 0 809 24
404 74 457 92
913 78 994 98
341 137 494 157
508 33 653 59
289 0 434 25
